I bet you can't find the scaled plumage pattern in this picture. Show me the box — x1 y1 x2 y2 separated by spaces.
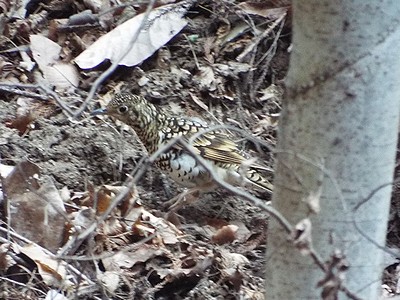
94 93 273 206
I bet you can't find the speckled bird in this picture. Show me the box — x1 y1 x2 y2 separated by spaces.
93 93 273 206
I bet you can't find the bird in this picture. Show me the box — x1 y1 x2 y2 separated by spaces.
92 92 273 209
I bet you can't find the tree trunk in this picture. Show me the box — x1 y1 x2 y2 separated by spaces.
265 1 400 299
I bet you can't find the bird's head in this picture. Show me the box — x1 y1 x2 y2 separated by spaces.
92 93 161 128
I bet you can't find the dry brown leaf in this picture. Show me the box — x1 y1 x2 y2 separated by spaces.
75 1 193 68
212 225 238 245
103 184 139 217
141 210 181 244
20 244 71 288
3 160 40 195
5 113 35 135
238 2 289 19
93 187 113 215
4 163 66 252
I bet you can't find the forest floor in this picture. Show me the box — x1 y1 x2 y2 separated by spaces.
0 0 399 299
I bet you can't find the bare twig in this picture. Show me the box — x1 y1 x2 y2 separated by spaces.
0 82 75 116
352 181 395 254
236 12 287 62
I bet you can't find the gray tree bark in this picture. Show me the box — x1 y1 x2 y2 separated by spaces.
265 1 400 299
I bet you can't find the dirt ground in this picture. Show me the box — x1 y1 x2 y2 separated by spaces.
0 0 399 299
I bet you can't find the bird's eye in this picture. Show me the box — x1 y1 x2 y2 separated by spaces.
118 105 128 114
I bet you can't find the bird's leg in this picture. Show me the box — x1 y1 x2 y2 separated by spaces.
163 188 201 211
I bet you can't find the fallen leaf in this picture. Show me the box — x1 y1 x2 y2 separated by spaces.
259 84 283 102
189 93 208 111
193 66 221 92
238 2 289 19
4 162 66 252
30 34 79 91
5 113 35 135
97 271 120 294
30 35 61 66
212 225 238 245
75 1 193 68
0 244 15 273
20 244 70 287
0 164 15 178
45 290 69 300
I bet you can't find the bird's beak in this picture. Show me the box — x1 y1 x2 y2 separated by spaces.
91 108 108 116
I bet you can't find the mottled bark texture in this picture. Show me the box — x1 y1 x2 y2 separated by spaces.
266 1 400 299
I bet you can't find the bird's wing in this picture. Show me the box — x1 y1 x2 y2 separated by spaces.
166 125 248 165
189 131 249 165
162 117 266 166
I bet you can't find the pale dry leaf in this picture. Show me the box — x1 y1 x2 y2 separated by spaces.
20 244 71 288
193 66 220 91
3 160 40 195
170 66 191 82
19 51 35 71
189 93 208 112
141 210 182 244
230 220 251 242
238 2 288 19
0 163 14 178
38 63 80 91
217 249 249 280
214 61 253 77
59 186 70 202
217 21 250 45
103 246 165 269
30 35 61 66
75 1 193 68
70 208 96 231
45 290 69 300
9 187 66 252
97 271 120 294
259 84 283 102
82 0 106 13
30 35 79 91
152 265 192 280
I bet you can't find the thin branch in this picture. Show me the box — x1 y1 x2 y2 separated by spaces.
352 181 396 254
236 12 287 62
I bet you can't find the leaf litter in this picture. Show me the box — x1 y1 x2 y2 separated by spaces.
5 0 398 299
